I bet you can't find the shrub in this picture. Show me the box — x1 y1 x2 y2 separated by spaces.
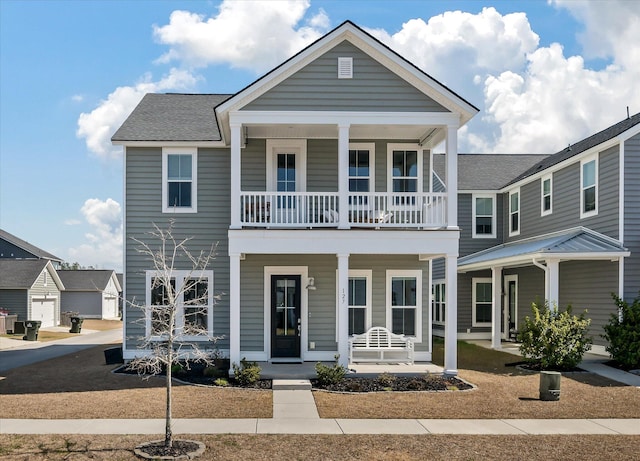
232 358 261 386
517 301 592 370
315 355 347 386
203 365 227 379
214 378 229 387
602 293 640 369
377 372 397 387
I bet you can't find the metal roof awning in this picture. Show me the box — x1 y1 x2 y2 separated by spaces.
458 227 629 272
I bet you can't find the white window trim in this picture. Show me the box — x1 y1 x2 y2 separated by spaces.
348 142 375 194
335 269 373 339
580 154 598 219
162 147 198 213
432 279 445 326
541 174 553 216
385 269 422 343
386 143 424 194
472 193 497 238
145 269 214 340
472 277 492 327
508 188 520 237
265 139 307 192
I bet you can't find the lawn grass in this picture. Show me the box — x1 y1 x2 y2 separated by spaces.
1 434 639 460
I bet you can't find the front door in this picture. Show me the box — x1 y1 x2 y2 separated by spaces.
503 275 518 340
271 275 301 358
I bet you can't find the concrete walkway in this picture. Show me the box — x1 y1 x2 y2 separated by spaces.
2 417 639 435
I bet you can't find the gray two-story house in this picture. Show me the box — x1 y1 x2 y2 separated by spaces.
445 114 639 354
112 21 479 374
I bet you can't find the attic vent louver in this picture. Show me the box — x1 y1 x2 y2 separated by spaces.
338 57 353 79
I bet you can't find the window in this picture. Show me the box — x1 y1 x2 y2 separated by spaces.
348 270 372 335
146 270 213 338
387 144 423 205
432 281 445 325
162 148 197 213
349 143 374 207
509 189 520 236
581 156 598 217
541 175 552 215
472 278 492 326
472 194 496 238
387 270 422 340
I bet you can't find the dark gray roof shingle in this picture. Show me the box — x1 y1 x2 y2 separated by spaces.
111 93 232 142
56 270 117 291
0 228 62 262
505 112 640 187
433 154 548 190
0 259 49 288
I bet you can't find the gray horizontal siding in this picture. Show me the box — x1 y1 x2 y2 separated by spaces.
507 146 620 242
61 292 102 318
559 260 619 346
244 41 448 113
0 289 27 321
459 194 503 257
124 147 231 350
308 140 338 192
624 133 640 301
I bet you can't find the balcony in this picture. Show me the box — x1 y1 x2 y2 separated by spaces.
240 192 447 229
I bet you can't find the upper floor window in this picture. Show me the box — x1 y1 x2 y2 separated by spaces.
509 189 520 236
472 194 496 238
387 270 422 341
472 278 492 327
387 144 423 206
581 156 598 218
541 175 552 216
349 143 374 194
162 148 197 213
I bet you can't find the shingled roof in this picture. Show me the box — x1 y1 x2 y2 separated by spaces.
0 260 63 289
433 154 548 191
0 228 62 263
56 270 121 292
111 93 232 142
505 112 640 187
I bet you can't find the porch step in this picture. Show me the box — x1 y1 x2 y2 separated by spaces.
272 379 312 390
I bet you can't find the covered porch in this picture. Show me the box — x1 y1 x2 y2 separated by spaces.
458 227 630 349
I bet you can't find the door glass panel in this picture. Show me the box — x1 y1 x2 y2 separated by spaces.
275 278 298 337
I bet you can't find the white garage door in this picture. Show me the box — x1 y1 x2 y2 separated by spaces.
104 296 118 318
31 299 56 327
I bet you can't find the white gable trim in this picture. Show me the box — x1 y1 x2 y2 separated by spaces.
216 22 477 143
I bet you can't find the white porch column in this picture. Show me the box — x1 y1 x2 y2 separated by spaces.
444 254 458 375
337 124 350 229
491 266 503 349
336 253 350 367
445 124 458 229
229 253 241 374
230 122 242 229
547 258 560 310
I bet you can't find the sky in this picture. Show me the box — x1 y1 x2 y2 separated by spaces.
1 0 639 272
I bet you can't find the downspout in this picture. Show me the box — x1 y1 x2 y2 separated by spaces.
532 258 548 305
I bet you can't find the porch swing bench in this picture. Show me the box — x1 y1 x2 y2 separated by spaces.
348 326 414 364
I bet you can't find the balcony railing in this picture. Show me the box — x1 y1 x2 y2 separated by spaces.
240 192 447 229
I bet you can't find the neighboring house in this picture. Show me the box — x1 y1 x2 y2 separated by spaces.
0 228 63 268
435 114 639 354
57 270 122 319
112 21 479 374
0 259 65 327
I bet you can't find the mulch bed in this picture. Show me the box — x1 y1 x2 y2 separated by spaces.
312 375 473 392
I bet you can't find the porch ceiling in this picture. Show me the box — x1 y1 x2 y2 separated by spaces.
245 123 442 144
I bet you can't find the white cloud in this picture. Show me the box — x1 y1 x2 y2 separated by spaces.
71 94 84 103
67 198 123 271
76 68 199 159
64 219 81 226
152 0 329 73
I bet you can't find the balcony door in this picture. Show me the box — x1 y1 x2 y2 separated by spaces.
266 140 307 223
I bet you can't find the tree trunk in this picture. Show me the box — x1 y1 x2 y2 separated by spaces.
165 347 173 448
